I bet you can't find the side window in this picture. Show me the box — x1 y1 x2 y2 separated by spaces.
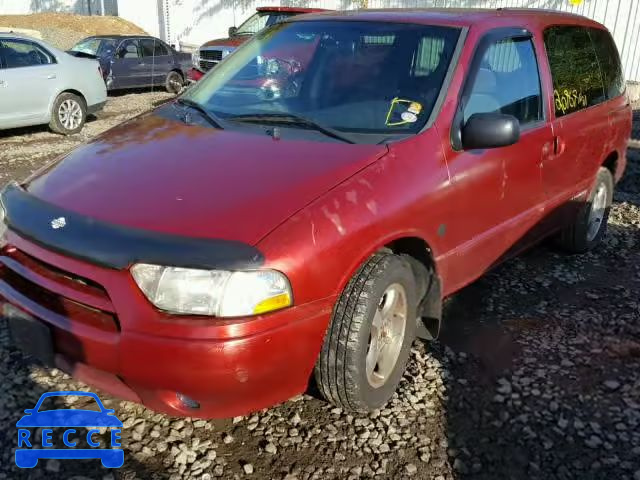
544 26 605 117
588 28 625 100
139 39 155 57
118 40 140 59
265 13 293 28
140 39 169 57
0 40 55 68
154 41 170 56
463 37 543 126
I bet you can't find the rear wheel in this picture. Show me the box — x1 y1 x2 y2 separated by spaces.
165 70 184 94
557 167 614 253
315 251 418 412
49 93 86 135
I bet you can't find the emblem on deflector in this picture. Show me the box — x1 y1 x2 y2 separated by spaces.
50 217 66 230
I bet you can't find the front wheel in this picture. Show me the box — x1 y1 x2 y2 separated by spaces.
49 93 86 135
557 167 614 253
165 71 184 94
315 252 418 412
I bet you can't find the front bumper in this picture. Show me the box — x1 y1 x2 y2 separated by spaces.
0 230 334 418
187 67 205 83
87 101 106 115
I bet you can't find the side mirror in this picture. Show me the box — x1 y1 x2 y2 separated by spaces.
228 26 238 37
461 113 520 150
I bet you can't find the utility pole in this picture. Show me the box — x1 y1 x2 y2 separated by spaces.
100 0 105 15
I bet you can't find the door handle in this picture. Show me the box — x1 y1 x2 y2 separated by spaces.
46 74 56 80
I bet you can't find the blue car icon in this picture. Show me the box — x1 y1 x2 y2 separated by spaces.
16 391 123 468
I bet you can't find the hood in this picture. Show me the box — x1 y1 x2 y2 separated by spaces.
25 109 387 246
202 37 247 48
66 50 98 60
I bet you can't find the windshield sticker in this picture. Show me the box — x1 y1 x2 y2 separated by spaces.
385 98 423 126
401 112 418 123
408 102 423 115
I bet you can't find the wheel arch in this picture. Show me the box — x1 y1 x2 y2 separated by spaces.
170 68 184 78
337 233 443 340
601 150 619 180
47 88 87 116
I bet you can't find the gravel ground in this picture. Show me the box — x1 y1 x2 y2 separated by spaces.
0 94 639 480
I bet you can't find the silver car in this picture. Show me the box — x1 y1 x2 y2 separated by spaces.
0 33 107 134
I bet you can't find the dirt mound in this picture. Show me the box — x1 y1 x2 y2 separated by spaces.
0 13 147 50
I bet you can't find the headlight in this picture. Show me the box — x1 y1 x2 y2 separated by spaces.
131 264 292 317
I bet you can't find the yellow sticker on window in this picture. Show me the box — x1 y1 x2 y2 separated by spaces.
408 102 423 115
385 97 423 126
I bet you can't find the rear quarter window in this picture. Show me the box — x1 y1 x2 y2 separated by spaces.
544 26 606 117
588 28 625 100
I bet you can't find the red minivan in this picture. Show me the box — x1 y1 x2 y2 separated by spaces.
0 9 632 418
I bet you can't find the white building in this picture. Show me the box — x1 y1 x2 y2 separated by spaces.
1 0 639 81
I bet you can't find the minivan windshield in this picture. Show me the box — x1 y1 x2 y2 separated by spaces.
184 21 460 139
235 11 297 36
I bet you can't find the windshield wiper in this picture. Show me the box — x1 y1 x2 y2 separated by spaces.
230 113 355 144
175 98 223 129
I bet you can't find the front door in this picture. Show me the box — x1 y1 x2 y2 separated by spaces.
110 39 146 89
439 30 553 293
0 38 58 127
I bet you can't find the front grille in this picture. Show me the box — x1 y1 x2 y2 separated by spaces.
199 49 222 71
10 249 107 298
199 60 217 71
0 248 119 333
200 49 223 62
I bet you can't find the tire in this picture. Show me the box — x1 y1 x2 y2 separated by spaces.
165 70 184 94
557 167 614 253
315 251 418 412
49 93 86 135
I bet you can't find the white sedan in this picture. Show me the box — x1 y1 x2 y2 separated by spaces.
0 33 107 134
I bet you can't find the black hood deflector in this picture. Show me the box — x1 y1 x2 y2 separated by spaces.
0 183 264 271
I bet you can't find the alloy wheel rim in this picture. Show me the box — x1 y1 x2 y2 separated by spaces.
366 283 407 389
587 183 608 241
169 74 182 92
58 99 82 130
